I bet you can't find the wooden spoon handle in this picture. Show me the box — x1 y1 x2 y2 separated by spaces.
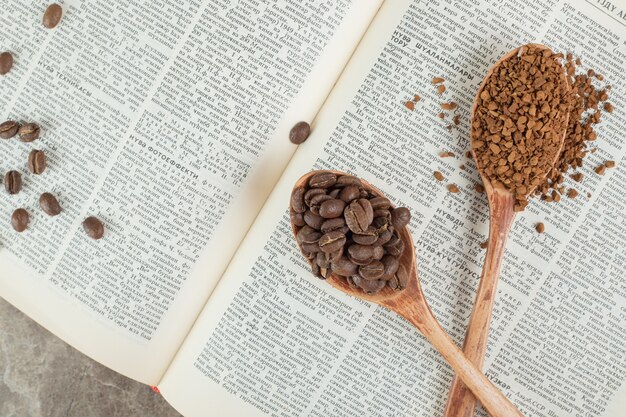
405 304 524 417
443 192 516 417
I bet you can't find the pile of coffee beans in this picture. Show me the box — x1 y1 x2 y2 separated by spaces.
291 171 411 294
472 44 571 212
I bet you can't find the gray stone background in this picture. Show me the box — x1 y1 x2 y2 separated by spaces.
0 297 182 417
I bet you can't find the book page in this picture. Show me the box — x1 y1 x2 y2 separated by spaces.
160 0 626 415
0 0 381 384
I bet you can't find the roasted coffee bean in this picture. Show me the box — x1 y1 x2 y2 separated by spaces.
319 199 345 219
302 242 321 253
28 150 47 174
4 170 22 194
352 276 385 294
289 121 310 144
388 264 408 290
369 196 391 210
39 192 62 216
304 188 326 206
296 225 321 244
373 209 390 219
316 252 331 269
359 261 384 280
384 234 405 257
381 255 400 279
319 230 346 253
344 198 373 233
339 185 361 203
335 175 361 188
290 211 305 227
43 4 63 28
291 187 306 213
312 263 323 279
83 216 105 240
321 218 346 233
11 208 29 232
328 188 340 198
0 120 19 139
309 172 337 188
0 52 13 75
391 207 411 229
346 276 358 288
18 123 40 142
309 193 333 207
304 210 324 229
352 226 378 245
348 244 374 263
372 245 385 260
373 228 392 246
331 256 358 277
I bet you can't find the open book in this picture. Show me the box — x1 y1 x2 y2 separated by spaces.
1 0 625 416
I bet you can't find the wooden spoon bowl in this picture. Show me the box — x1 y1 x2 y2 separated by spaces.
291 170 524 417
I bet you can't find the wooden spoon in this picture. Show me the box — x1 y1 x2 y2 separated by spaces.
443 44 570 417
290 170 525 417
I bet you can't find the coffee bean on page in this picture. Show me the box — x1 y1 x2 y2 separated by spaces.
304 210 324 229
28 150 47 174
39 192 62 216
339 185 361 203
18 123 40 142
0 120 19 139
319 199 345 219
359 261 384 280
304 188 325 206
4 170 22 194
331 256 358 277
289 121 310 145
43 4 63 29
319 231 346 253
290 211 305 227
83 216 105 240
308 172 337 188
11 208 29 232
391 207 411 229
0 52 13 75
291 187 306 213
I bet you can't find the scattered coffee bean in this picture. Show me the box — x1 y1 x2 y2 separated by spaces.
11 208 29 232
291 171 411 293
0 120 19 139
453 115 460 125
566 189 578 199
480 240 489 249
43 4 63 29
83 216 105 240
433 171 444 181
4 170 22 194
535 222 545 233
570 172 583 182
289 121 310 145
438 112 445 119
432 77 445 84
0 51 13 75
28 150 47 174
413 94 421 102
39 192 62 216
440 151 455 158
447 184 459 193
474 183 485 194
605 160 615 169
595 164 606 175
604 102 613 113
437 85 446 94
405 101 415 111
441 102 457 110
18 123 40 142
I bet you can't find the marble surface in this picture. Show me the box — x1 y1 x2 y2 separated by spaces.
0 298 182 417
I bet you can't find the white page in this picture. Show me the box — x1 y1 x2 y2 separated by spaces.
0 0 381 384
161 0 626 415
